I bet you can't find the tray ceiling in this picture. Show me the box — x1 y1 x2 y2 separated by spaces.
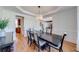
0 6 75 17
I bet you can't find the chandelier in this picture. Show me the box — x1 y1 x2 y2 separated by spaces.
36 6 43 20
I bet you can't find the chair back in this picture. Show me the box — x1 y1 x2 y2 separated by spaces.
34 33 38 42
27 31 30 40
60 34 67 49
27 30 34 41
50 33 67 49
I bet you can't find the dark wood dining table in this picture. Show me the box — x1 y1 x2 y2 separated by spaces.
30 30 62 47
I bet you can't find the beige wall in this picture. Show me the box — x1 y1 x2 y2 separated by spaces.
45 7 77 44
77 7 79 51
0 7 38 40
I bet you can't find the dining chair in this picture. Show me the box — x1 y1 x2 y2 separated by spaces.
0 32 14 52
48 34 67 52
27 30 34 46
27 31 30 44
34 32 48 52
46 24 52 34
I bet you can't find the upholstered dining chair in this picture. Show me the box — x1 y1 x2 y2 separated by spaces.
48 34 67 52
34 32 48 52
27 30 34 46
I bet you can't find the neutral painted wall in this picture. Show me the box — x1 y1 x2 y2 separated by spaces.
0 7 16 41
77 7 79 51
45 7 77 44
24 15 40 36
0 7 38 40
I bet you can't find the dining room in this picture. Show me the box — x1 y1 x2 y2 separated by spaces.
0 6 77 52
14 6 77 52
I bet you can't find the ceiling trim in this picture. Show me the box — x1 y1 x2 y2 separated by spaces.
16 6 37 16
16 6 63 17
43 7 62 16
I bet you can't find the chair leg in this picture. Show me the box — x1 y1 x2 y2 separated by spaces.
48 46 51 52
30 42 32 46
28 39 29 44
29 40 33 47
59 48 63 52
38 46 40 52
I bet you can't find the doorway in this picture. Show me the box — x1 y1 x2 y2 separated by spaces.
16 16 24 35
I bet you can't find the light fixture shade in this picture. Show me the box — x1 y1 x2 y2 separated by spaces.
36 6 43 21
36 15 43 20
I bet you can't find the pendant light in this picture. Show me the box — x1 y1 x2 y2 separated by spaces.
37 6 43 20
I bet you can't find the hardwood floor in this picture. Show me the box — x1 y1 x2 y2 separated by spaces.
13 33 36 52
13 33 76 52
63 41 76 52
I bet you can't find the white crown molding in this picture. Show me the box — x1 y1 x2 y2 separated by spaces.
16 6 37 16
16 6 63 17
43 7 62 16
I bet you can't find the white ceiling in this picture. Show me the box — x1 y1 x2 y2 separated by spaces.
0 6 75 17
20 6 59 15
